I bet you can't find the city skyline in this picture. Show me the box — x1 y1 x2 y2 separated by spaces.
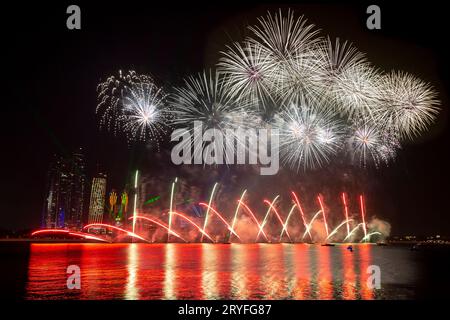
41 148 137 231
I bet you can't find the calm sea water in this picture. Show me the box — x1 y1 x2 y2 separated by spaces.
3 242 449 300
0 242 450 300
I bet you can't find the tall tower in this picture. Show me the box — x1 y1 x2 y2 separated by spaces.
42 148 86 230
43 155 62 229
66 148 86 230
88 173 107 224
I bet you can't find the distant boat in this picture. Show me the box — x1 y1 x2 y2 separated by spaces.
321 243 335 246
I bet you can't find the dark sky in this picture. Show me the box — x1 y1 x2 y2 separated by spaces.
2 1 449 235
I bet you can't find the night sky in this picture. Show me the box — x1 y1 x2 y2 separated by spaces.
2 1 449 235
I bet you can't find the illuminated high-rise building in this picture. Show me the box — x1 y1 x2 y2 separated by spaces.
42 148 86 230
88 173 107 224
66 149 86 229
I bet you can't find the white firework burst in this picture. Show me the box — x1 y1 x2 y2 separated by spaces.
314 37 367 93
170 70 258 130
96 70 153 132
218 41 276 111
273 97 342 171
274 50 324 104
332 63 383 120
120 81 170 146
247 9 322 105
376 71 440 139
170 70 261 162
248 9 320 62
347 123 400 168
377 131 401 164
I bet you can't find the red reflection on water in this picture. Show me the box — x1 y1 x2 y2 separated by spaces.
202 244 218 299
358 244 374 300
228 244 263 299
27 244 79 299
260 244 287 299
317 246 334 299
341 245 356 299
163 243 176 299
213 245 232 298
26 243 380 300
230 244 247 299
168 244 204 299
292 244 311 299
79 244 127 299
132 243 165 299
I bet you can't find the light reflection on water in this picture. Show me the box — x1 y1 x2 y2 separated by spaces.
25 243 416 300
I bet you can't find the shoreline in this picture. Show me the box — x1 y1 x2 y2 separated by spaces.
1 238 449 246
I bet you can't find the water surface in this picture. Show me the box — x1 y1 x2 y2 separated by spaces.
22 243 420 299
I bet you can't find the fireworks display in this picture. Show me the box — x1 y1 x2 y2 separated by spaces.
247 9 320 63
96 70 154 132
170 70 254 131
96 70 170 147
169 70 261 161
273 97 342 170
96 9 441 171
376 71 441 139
15 3 449 303
120 81 169 145
34 182 384 243
348 123 401 168
217 41 276 112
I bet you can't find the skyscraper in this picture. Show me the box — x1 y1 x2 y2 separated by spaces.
42 148 86 230
88 173 107 224
66 149 86 229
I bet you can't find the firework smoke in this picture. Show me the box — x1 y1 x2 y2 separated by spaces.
367 217 391 240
